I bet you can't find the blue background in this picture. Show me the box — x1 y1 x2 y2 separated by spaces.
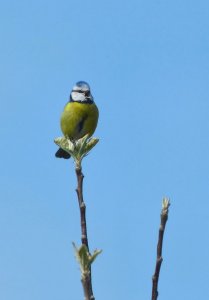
1 1 209 299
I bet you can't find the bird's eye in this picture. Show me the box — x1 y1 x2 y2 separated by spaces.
85 90 90 97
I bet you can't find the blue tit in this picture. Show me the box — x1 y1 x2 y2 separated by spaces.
55 81 99 159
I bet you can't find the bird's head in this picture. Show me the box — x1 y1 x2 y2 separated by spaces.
70 81 94 103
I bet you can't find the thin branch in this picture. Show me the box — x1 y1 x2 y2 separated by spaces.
151 198 170 300
75 166 95 300
55 136 100 299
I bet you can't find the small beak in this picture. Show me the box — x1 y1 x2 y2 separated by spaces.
86 94 93 101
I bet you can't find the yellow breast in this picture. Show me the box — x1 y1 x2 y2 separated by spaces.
60 101 99 140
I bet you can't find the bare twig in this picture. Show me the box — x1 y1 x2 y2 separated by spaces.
75 167 89 249
151 198 170 300
75 166 94 300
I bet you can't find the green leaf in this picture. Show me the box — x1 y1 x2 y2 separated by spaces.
72 243 102 275
54 137 75 155
54 135 99 166
88 249 102 265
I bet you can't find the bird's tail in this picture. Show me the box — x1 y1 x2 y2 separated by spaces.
55 148 71 159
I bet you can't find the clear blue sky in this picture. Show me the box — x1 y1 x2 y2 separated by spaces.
1 1 209 299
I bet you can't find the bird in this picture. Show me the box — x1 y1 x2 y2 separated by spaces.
55 81 99 159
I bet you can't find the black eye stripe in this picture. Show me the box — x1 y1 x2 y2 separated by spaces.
72 90 90 96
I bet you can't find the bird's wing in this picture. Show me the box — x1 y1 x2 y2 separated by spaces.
77 114 88 134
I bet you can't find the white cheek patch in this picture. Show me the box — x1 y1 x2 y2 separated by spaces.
71 92 86 102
